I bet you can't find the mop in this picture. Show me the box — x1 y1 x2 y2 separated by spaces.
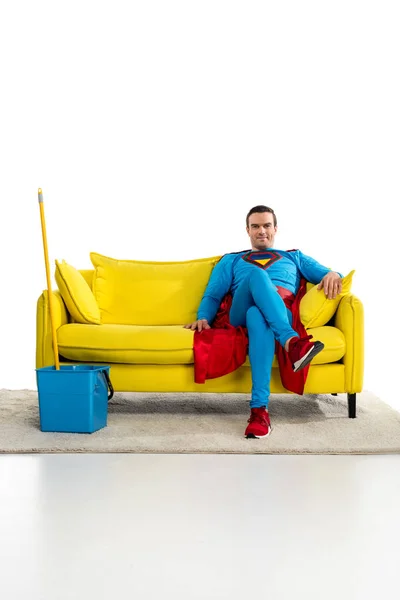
36 188 113 433
38 187 60 369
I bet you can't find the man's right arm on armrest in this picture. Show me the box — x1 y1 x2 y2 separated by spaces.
196 255 233 324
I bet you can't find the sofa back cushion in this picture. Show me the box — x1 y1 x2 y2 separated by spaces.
300 270 355 328
55 260 101 325
89 252 221 325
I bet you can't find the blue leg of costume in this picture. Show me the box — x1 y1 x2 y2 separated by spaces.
229 268 299 409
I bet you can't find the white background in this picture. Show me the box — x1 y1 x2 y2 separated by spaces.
0 1 398 409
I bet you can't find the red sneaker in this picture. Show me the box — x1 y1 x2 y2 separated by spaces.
245 407 272 439
287 335 324 372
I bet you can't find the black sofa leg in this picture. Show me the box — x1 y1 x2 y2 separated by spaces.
331 393 337 396
348 393 356 418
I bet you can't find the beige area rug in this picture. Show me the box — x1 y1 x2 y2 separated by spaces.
0 389 399 454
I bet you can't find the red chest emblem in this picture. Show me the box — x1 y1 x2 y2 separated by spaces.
242 250 282 269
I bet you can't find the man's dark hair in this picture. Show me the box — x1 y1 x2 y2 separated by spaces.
246 205 277 228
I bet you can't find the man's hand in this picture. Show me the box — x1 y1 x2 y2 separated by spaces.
317 272 342 299
183 319 211 332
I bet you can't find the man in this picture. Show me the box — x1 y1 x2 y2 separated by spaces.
184 205 342 439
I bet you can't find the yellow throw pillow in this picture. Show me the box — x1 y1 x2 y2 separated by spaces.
90 252 221 325
55 260 101 325
300 270 355 328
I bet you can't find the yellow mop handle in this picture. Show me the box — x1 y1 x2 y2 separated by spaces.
38 188 60 370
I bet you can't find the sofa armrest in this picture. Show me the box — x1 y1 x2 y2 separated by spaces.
333 293 364 393
36 290 68 369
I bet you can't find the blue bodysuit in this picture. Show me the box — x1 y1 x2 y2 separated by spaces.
197 248 341 408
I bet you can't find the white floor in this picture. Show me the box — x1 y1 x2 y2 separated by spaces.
0 454 399 600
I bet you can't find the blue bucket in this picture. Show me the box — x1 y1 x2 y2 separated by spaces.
36 365 114 433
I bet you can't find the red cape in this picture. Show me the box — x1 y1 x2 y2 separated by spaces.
193 278 310 395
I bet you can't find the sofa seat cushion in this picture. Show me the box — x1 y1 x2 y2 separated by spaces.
304 326 346 364
57 323 195 365
245 326 346 367
58 323 345 367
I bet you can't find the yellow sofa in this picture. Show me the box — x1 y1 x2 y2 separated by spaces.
36 254 364 418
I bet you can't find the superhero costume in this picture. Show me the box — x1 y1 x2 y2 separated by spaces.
193 248 342 409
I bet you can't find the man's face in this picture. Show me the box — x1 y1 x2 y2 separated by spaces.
246 212 277 250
